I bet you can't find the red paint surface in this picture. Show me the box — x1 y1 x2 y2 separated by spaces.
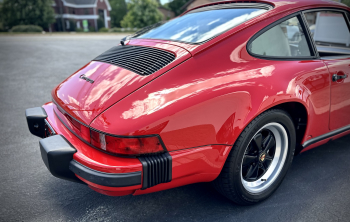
41 0 350 195
52 42 190 125
322 58 350 130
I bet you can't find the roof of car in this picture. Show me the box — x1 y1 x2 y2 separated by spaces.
183 0 348 15
266 0 346 8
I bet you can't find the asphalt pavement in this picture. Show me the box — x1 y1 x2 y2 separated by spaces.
1 34 350 222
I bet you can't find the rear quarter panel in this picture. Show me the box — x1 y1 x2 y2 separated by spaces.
91 8 331 152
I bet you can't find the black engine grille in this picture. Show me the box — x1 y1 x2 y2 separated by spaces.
93 45 176 76
138 153 172 189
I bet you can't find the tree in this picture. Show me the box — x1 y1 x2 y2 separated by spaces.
109 0 127 28
342 0 350 6
0 0 55 30
121 0 163 28
167 0 188 16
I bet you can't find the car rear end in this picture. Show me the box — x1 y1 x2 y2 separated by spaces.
25 41 190 196
25 1 275 196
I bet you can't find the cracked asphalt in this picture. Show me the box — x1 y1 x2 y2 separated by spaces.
1 34 350 222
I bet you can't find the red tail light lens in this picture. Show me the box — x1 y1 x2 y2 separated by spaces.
54 103 166 156
90 130 165 156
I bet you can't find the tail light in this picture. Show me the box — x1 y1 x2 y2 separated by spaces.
53 104 166 156
90 130 165 155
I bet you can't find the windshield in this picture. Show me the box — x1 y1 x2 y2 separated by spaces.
136 8 268 44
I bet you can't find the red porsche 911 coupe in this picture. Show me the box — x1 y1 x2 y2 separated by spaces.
26 0 350 205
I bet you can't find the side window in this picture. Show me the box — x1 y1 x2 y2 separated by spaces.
249 16 312 58
304 11 350 57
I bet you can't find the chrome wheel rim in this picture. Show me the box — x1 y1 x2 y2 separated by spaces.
240 123 288 194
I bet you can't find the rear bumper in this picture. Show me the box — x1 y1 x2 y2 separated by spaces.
26 103 232 196
26 106 143 192
39 134 142 187
69 159 141 187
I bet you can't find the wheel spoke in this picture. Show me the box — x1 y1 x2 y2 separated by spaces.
265 153 273 161
243 155 258 166
245 164 259 180
251 133 263 152
245 144 255 155
263 132 275 152
262 161 270 171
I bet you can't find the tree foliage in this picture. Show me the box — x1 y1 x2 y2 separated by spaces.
109 0 127 28
0 0 55 30
11 25 43 32
342 0 350 6
121 0 163 28
167 0 188 16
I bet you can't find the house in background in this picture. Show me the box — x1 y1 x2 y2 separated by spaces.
52 0 111 32
180 0 219 12
158 6 175 21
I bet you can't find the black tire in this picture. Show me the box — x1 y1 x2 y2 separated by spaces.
212 109 296 205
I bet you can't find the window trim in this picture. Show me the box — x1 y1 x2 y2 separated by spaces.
302 8 350 60
247 12 318 61
133 3 272 45
187 3 273 14
300 11 320 58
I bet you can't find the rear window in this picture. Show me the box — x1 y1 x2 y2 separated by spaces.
136 6 268 44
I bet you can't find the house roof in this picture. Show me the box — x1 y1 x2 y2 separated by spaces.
64 0 97 4
180 0 220 12
61 0 112 10
158 6 173 12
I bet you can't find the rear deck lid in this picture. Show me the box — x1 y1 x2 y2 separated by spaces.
52 40 191 124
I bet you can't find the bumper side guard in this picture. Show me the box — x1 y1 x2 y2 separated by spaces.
39 135 84 184
26 107 48 138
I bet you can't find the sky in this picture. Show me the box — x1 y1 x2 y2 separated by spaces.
160 0 171 5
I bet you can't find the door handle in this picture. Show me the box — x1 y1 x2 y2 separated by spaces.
332 73 348 82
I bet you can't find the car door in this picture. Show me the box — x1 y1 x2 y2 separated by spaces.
304 10 350 131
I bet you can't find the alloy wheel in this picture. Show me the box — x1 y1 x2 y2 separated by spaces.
241 123 288 194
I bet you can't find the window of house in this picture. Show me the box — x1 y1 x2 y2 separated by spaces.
304 11 350 57
69 8 75 14
248 16 312 58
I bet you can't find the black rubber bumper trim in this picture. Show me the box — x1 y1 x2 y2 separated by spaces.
139 153 172 189
26 107 47 138
39 134 83 184
69 160 142 187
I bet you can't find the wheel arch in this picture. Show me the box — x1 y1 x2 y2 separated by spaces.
272 102 308 155
237 100 309 156
249 100 309 155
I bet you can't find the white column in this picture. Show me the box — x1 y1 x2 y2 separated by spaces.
104 10 108 28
